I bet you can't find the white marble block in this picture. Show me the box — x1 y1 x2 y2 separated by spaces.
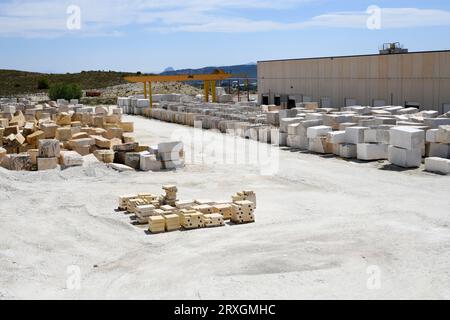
425 157 450 175
426 129 439 143
436 125 450 144
357 143 388 160
60 151 83 167
345 127 368 144
388 145 422 168
140 153 162 172
339 143 357 159
429 143 450 159
389 127 425 150
307 125 332 139
327 131 346 144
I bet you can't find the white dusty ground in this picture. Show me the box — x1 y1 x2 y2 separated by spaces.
1 115 450 300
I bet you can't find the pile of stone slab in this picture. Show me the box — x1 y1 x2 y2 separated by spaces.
0 98 185 172
117 96 450 172
424 125 450 174
117 186 256 234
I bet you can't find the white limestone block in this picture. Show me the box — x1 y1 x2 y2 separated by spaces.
357 143 388 161
436 125 450 144
60 151 83 167
429 143 450 159
308 137 329 154
287 123 301 135
339 143 357 159
388 146 422 168
389 126 425 150
280 117 303 133
140 153 162 172
327 131 346 144
425 157 450 175
424 118 450 129
158 141 183 153
426 129 439 143
345 127 369 144
307 125 332 139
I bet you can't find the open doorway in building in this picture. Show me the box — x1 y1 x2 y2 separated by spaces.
288 99 296 109
274 96 281 106
262 95 269 105
373 99 386 107
405 101 420 109
320 97 331 108
442 103 450 114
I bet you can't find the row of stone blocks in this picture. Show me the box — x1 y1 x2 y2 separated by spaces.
285 121 450 170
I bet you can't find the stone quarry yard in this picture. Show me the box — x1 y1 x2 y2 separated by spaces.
1 115 450 300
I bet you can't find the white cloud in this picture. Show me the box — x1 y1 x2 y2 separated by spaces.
0 1 450 37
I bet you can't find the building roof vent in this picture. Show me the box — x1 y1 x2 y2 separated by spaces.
379 42 409 54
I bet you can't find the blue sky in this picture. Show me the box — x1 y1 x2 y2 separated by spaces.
1 0 450 73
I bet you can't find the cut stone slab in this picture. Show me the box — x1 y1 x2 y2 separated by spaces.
37 157 58 171
163 160 185 170
73 145 91 156
436 125 450 144
113 142 138 152
140 153 162 171
390 126 425 150
345 127 368 144
28 149 38 165
93 150 114 163
307 125 332 139
72 132 89 139
55 127 72 141
388 145 422 168
124 152 141 169
308 137 332 154
425 157 450 175
69 138 95 149
119 122 134 132
339 143 357 159
107 163 135 172
426 129 439 143
38 139 61 158
357 143 388 161
41 123 58 139
327 131 346 144
424 118 450 129
60 151 84 167
94 136 112 149
158 141 183 153
4 126 19 136
429 143 450 159
9 153 32 171
56 113 72 126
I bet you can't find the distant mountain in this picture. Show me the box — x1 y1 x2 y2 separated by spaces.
163 67 175 72
160 64 257 79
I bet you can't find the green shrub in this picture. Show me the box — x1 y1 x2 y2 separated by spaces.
48 83 82 101
37 78 49 90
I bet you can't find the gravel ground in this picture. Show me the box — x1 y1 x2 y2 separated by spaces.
1 115 449 300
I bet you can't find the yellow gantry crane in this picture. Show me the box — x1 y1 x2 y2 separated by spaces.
124 69 236 109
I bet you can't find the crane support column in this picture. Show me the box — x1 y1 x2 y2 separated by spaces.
144 81 147 99
149 82 153 112
211 80 217 103
204 80 210 102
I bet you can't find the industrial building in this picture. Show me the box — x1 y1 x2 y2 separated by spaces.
258 46 450 114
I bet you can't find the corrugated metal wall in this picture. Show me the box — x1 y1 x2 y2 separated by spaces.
258 51 450 113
